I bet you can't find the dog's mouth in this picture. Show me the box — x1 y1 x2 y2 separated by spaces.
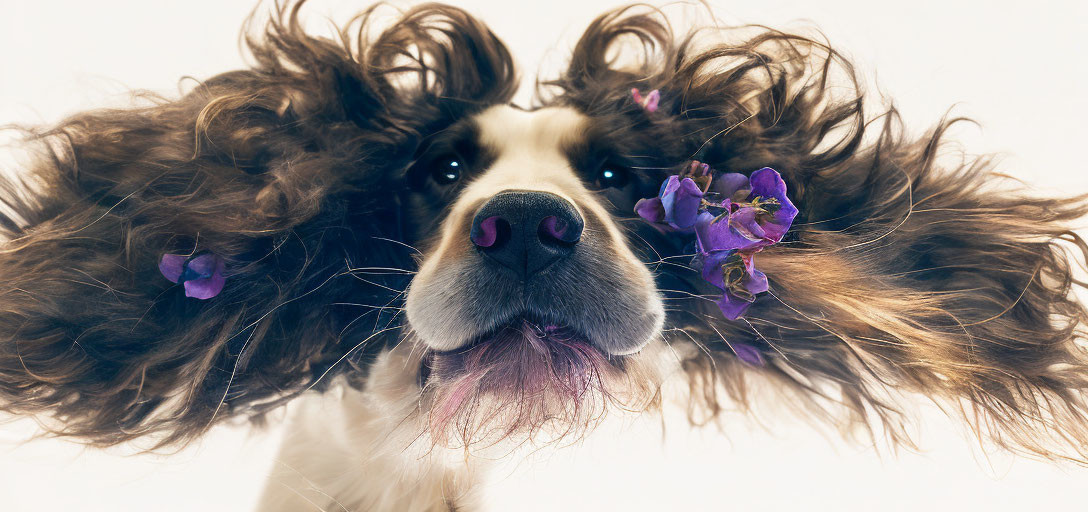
430 314 597 354
422 313 614 391
419 314 643 445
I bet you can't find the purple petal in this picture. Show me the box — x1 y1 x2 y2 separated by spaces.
183 257 226 300
184 273 226 300
634 197 665 224
732 343 765 367
717 292 754 320
693 212 715 254
700 249 734 290
711 173 751 200
706 252 767 320
185 253 219 278
661 177 704 230
749 167 787 198
694 210 765 254
749 167 798 243
743 265 769 296
158 254 187 283
659 175 680 200
729 207 768 242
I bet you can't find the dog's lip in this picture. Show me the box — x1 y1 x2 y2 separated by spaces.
418 313 610 391
429 313 585 355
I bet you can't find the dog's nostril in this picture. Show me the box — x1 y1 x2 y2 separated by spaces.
539 215 580 244
469 190 584 279
471 216 509 248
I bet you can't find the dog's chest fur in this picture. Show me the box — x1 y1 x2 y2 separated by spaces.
256 347 483 511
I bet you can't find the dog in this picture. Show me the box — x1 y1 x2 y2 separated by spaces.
3 2 1088 510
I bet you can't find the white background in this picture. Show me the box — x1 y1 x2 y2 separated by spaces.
2 1 1088 510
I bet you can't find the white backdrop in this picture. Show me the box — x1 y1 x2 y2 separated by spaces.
2 1 1087 511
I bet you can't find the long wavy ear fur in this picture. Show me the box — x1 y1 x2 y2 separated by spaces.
0 1 516 447
547 6 1088 462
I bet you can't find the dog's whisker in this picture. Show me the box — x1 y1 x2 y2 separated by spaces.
304 325 401 394
369 236 423 255
346 266 418 275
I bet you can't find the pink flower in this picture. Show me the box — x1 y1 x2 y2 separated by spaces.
631 88 660 112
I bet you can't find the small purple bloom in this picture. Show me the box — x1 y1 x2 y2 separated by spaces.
748 167 798 244
157 254 188 283
728 207 767 242
634 197 666 224
631 88 660 113
701 250 768 320
697 168 796 253
638 175 705 232
159 252 227 300
660 176 704 230
716 282 764 320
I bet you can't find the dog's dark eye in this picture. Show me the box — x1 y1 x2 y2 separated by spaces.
596 165 630 189
431 155 463 185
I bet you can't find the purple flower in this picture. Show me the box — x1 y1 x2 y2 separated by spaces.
635 175 705 232
700 168 798 251
634 163 795 330
701 249 768 320
159 252 226 300
747 167 798 244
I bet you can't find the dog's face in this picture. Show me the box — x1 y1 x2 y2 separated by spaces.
403 105 665 441
406 106 662 354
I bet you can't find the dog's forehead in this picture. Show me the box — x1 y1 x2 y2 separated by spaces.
472 105 587 158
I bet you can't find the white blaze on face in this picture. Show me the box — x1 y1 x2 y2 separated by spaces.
405 105 664 353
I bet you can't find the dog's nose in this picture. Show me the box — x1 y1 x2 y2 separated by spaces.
469 190 584 279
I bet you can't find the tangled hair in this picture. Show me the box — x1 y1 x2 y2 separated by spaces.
3 0 1088 463
545 6 1088 461
0 1 515 446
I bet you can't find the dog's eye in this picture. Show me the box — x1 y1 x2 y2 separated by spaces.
595 165 630 189
431 155 463 185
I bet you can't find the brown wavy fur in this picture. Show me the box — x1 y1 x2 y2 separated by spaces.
545 5 1088 462
0 1 515 446
3 1 1088 463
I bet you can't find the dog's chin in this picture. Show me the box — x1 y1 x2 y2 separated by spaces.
419 316 658 448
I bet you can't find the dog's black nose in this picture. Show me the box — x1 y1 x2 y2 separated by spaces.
469 190 584 279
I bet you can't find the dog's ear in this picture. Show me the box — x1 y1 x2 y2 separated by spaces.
553 7 1088 462
0 2 515 447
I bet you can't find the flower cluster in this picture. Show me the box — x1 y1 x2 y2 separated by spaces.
159 252 227 300
635 162 797 323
